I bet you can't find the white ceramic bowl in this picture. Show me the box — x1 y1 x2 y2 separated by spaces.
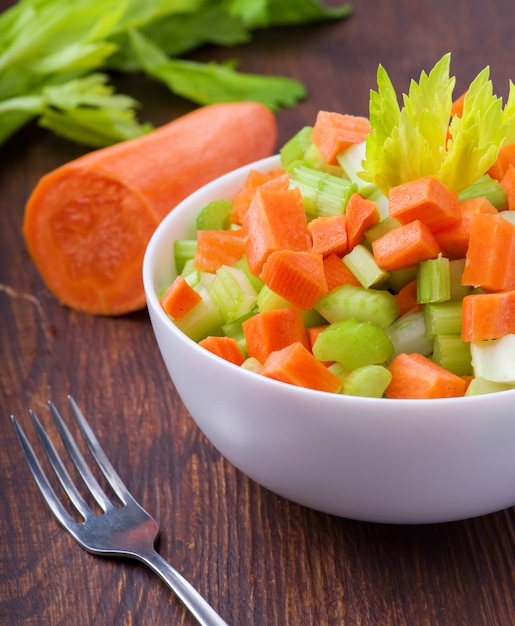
143 155 515 524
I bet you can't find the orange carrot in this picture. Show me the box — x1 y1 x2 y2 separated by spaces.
372 220 443 271
311 111 371 165
230 168 288 225
160 275 202 320
461 213 515 291
243 186 311 276
393 279 421 316
242 307 310 364
461 290 515 341
500 163 515 210
193 229 246 273
345 193 380 250
308 214 348 257
387 175 460 232
433 196 497 259
261 342 343 393
198 336 245 366
259 249 328 310
488 144 515 181
323 253 362 291
23 102 277 316
385 353 467 399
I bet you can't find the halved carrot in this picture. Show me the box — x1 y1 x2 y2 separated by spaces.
308 214 348 257
198 335 245 366
23 102 277 316
372 220 443 271
394 279 421 316
242 307 310 364
160 275 202 320
433 196 497 259
193 229 246 273
261 341 343 393
230 168 288 225
461 212 515 291
323 253 362 291
461 290 515 341
500 163 515 210
259 249 328 310
387 175 460 232
243 186 311 276
345 193 380 250
385 352 467 399
488 144 515 181
311 111 371 165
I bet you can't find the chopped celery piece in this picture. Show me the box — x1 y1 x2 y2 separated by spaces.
364 217 402 245
458 174 507 210
222 316 251 356
386 310 434 359
208 265 257 323
471 334 515 383
241 357 263 374
387 267 418 293
257 284 291 311
465 377 515 396
499 210 515 225
312 318 394 369
280 125 313 169
303 143 343 176
175 285 223 342
196 199 233 230
180 258 196 277
433 335 472 376
289 165 356 217
174 239 197 274
234 255 265 293
302 308 326 328
339 364 392 398
365 187 389 217
315 284 400 329
343 244 390 288
423 301 462 337
417 255 451 304
182 268 201 287
449 258 470 300
337 141 377 197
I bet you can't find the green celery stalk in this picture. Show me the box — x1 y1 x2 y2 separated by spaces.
280 125 314 170
336 141 378 197
342 244 390 288
208 265 257 323
423 301 463 337
449 258 470 301
470 335 515 383
174 239 197 274
234 255 265 293
241 357 263 373
257 285 291 312
196 199 234 230
338 364 392 398
465 377 515 396
289 165 356 218
432 334 472 376
315 284 400 329
458 175 507 210
174 285 224 342
364 217 402 246
385 310 434 359
417 255 451 304
312 318 394 369
387 267 418 293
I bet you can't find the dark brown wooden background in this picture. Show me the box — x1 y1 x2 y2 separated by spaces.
3 1 515 624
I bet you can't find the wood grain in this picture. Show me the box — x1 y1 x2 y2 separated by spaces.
3 1 515 624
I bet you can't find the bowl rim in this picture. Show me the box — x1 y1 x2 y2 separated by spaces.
142 155 515 408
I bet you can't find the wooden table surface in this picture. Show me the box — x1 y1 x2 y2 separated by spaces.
3 1 515 624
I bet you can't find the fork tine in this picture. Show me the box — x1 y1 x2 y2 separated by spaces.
47 400 113 512
65 396 131 505
11 414 82 530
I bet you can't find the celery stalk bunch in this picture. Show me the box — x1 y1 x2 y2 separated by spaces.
0 0 352 147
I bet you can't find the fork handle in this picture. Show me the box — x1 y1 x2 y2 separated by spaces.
135 547 230 626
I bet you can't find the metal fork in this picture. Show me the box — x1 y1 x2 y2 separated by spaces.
11 396 229 626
